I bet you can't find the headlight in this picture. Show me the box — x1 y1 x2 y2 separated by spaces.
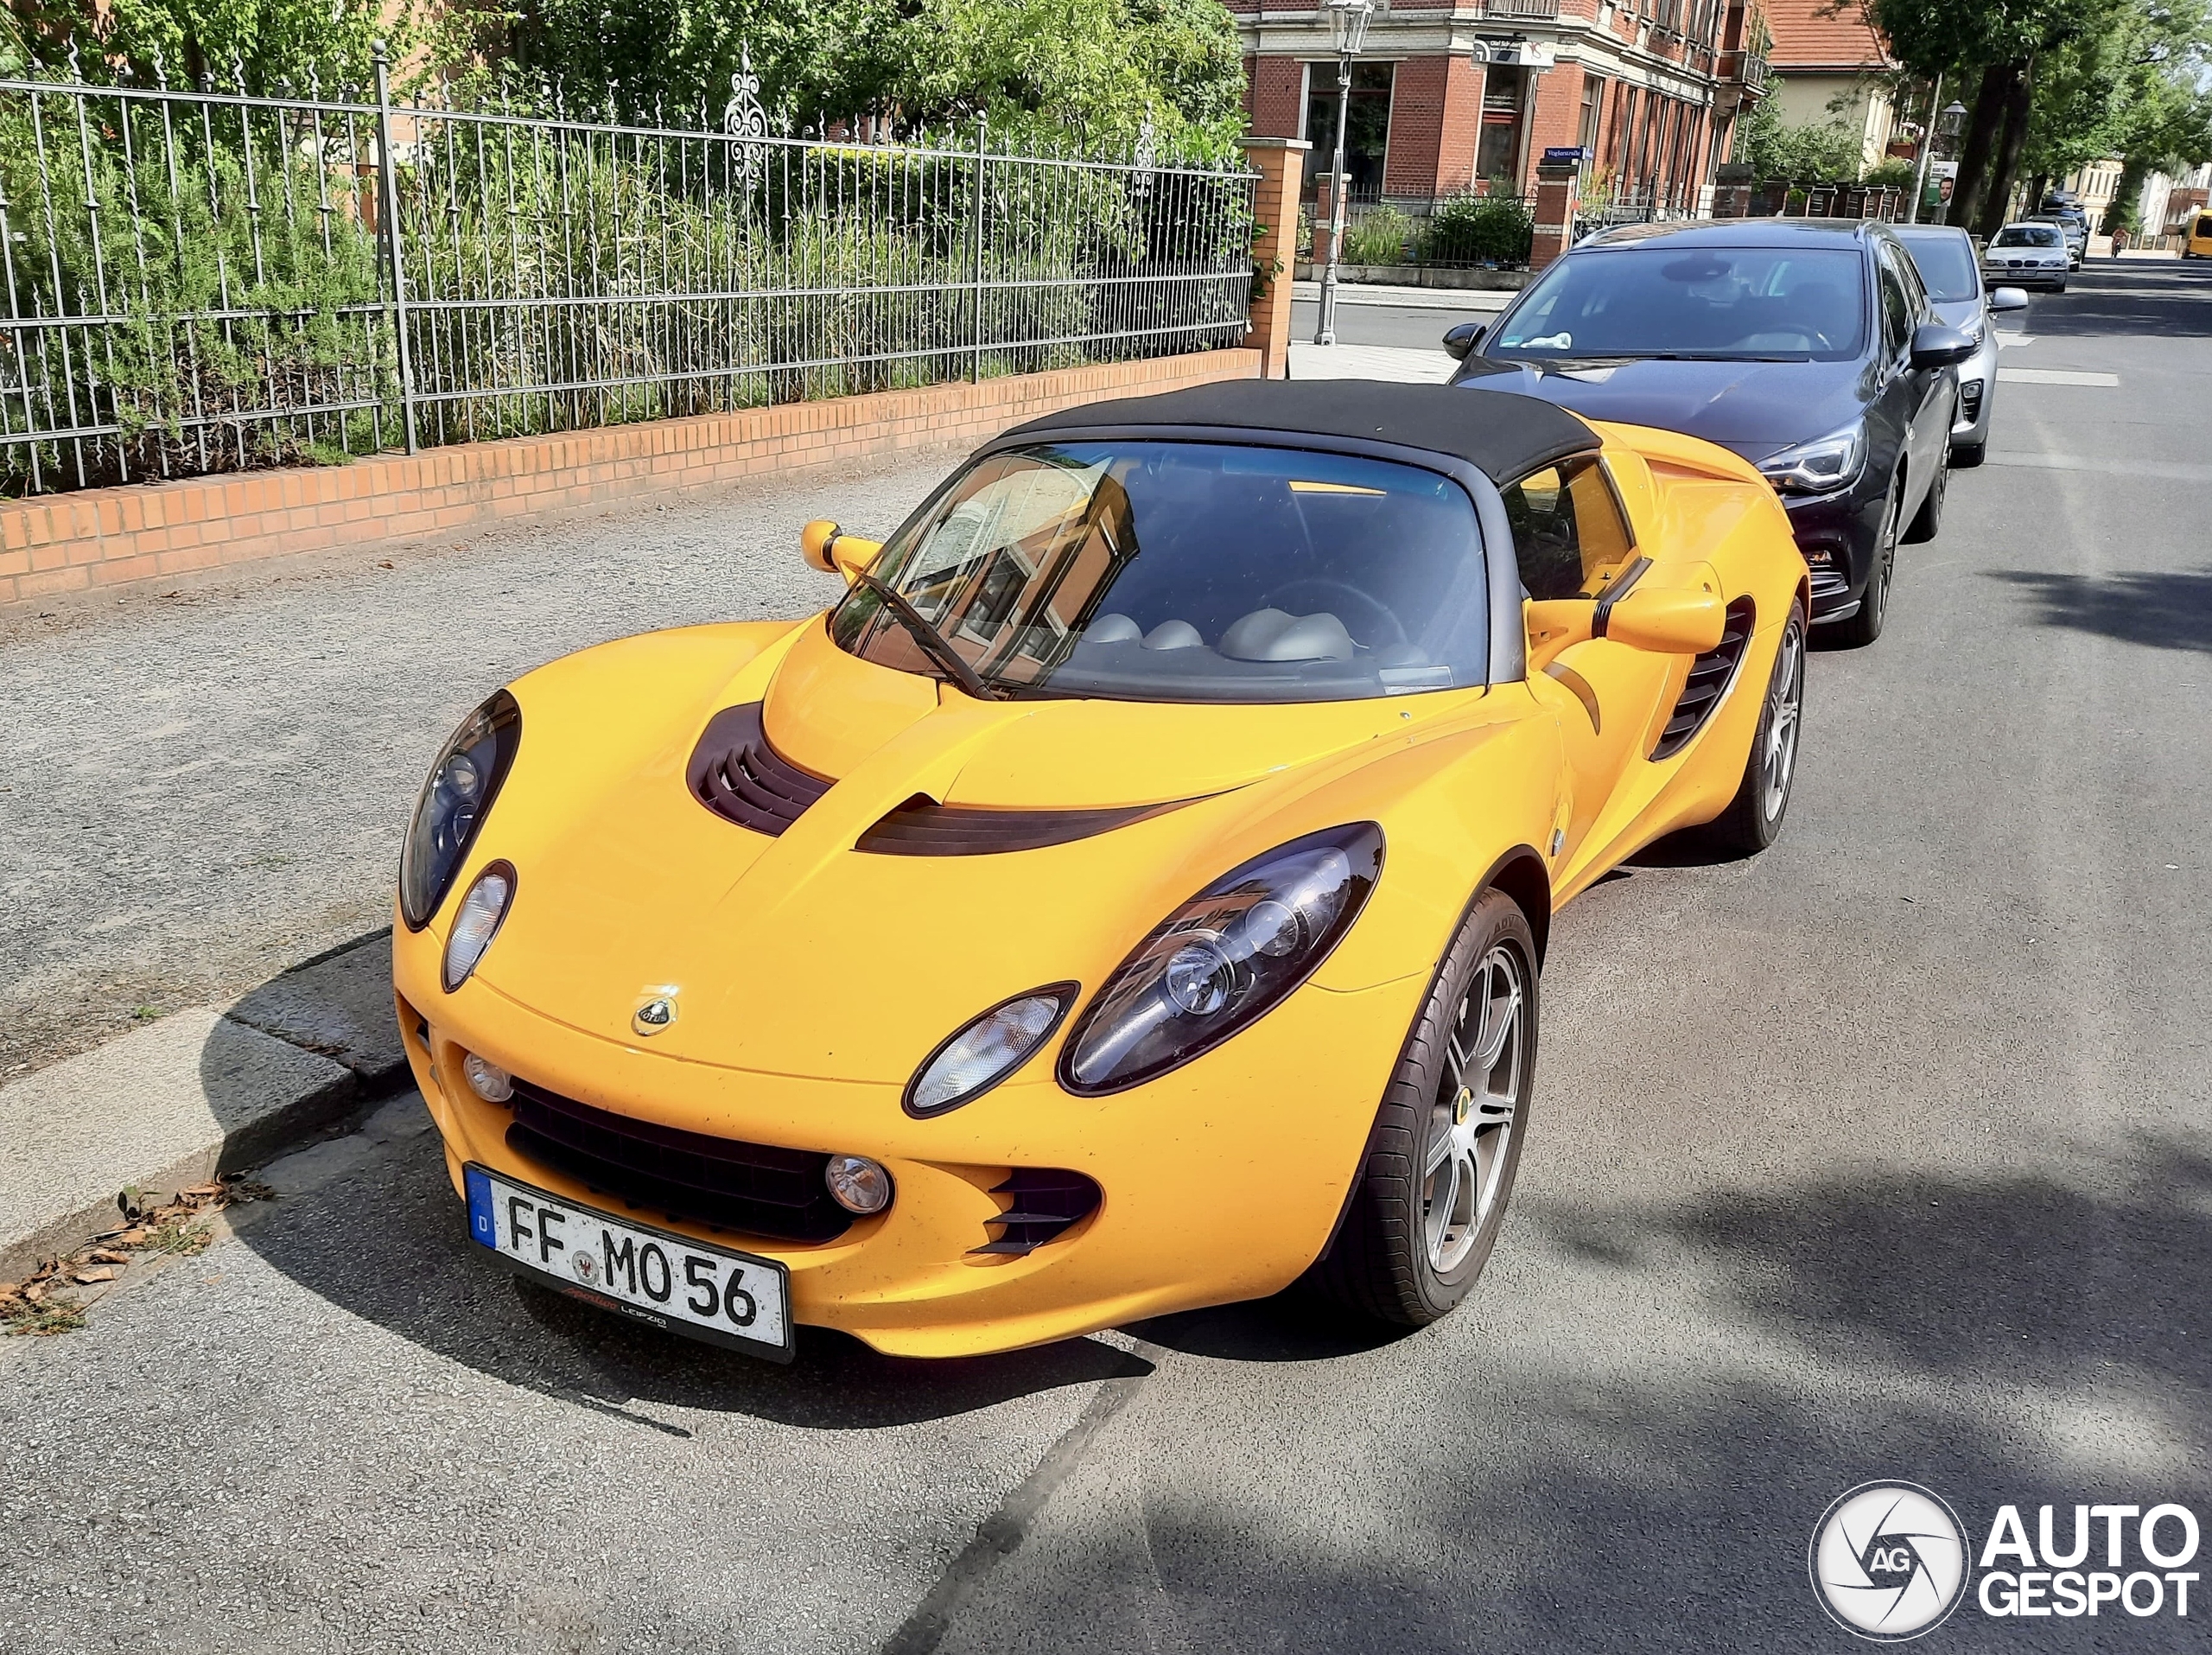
905 986 1077 1117
1061 824 1384 1095
401 690 521 928
442 862 516 991
1757 424 1867 496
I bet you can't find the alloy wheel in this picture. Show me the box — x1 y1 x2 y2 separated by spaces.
1761 617 1806 821
1423 944 1527 1275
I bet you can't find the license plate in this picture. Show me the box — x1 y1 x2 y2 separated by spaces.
463 1164 793 1362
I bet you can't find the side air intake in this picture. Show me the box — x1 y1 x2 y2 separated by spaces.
1650 597 1754 761
686 703 832 836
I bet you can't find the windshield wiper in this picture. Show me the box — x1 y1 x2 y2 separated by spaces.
849 572 1003 702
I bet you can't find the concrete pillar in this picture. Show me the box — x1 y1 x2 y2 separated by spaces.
1243 137 1311 380
1529 160 1580 271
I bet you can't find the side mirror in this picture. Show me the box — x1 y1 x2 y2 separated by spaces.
1910 322 1976 370
800 519 880 582
1442 321 1487 361
1987 285 2029 314
1601 584 1726 656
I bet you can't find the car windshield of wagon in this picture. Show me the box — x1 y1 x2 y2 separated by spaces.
1994 226 2063 248
829 442 1491 703
1896 232 1980 302
1488 245 1868 361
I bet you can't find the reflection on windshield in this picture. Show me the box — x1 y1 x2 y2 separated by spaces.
1993 226 2062 247
830 442 1491 703
1896 233 1980 302
1490 245 1868 361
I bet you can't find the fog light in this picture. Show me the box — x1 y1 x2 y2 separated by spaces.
824 1155 893 1215
462 1052 512 1103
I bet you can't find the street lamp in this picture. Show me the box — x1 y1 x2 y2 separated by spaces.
1313 0 1374 347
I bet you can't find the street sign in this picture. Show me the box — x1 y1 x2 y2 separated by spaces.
1542 147 1587 165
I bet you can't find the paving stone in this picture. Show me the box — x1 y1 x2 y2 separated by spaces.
226 932 408 1089
0 1007 354 1280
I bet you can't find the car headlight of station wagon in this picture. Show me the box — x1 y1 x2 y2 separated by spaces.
1061 824 1384 1096
402 690 521 928
1757 424 1868 496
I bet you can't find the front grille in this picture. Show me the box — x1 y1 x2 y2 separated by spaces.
686 703 833 837
857 796 1183 856
505 1078 852 1243
1650 597 1754 761
971 1168 1102 1256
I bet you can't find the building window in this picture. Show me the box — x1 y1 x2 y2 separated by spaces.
1477 65 1525 189
1304 61 1395 201
1580 74 1605 155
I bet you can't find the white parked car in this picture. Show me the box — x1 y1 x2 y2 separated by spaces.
1984 223 2069 292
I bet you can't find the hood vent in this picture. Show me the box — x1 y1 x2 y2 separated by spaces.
1650 596 1754 761
856 796 1186 856
688 703 832 837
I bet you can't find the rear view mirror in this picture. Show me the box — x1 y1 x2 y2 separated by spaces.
1987 286 2030 314
1910 322 1976 370
1601 585 1726 656
800 519 880 582
1442 321 1487 361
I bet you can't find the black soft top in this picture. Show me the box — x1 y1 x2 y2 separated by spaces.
996 379 1599 485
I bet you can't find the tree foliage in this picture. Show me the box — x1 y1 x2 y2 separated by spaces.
1734 82 1869 181
505 0 1244 157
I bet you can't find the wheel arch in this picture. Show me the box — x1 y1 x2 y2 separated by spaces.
1482 845 1554 970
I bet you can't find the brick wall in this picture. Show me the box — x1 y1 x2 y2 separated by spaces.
3 350 1262 608
1384 57 1448 197
1248 57 1306 141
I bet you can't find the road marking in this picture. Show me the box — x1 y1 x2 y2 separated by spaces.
1995 334 2036 347
1996 366 2119 385
1984 452 2212 482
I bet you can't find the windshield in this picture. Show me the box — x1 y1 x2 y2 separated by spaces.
1896 232 1980 302
830 442 1491 703
1994 226 2062 248
1487 245 1867 361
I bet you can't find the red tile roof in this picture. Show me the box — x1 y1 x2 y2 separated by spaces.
1761 0 1894 73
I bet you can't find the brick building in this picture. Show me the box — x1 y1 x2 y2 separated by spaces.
1231 0 1772 218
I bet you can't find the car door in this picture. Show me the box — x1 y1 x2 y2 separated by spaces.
1506 457 1678 871
1876 241 1949 505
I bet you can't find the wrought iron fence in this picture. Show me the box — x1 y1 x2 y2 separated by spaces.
0 50 1259 495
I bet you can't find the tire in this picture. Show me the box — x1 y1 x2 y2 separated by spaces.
1831 475 1901 648
1703 600 1807 855
1904 444 1947 543
1950 439 1986 469
1309 889 1537 1328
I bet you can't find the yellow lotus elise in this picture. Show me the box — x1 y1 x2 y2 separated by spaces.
391 380 1808 1361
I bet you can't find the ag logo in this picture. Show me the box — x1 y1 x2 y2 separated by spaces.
1811 1482 1970 1641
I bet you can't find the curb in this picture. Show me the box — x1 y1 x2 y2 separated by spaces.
0 931 410 1283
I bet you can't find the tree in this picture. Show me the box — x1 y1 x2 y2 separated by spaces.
508 0 1243 156
1734 79 1867 181
60 0 413 88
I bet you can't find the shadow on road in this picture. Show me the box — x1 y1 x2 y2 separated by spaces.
229 1128 1150 1430
2024 261 2212 340
963 1139 2212 1652
1986 564 2212 654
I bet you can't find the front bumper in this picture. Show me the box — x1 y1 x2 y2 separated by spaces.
393 920 1427 1358
1983 260 2067 289
1777 483 1888 624
1952 334 1999 447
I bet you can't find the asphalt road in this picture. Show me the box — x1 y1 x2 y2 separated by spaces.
6 262 2212 1652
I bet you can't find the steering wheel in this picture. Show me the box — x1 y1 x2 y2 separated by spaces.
1268 579 1408 650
